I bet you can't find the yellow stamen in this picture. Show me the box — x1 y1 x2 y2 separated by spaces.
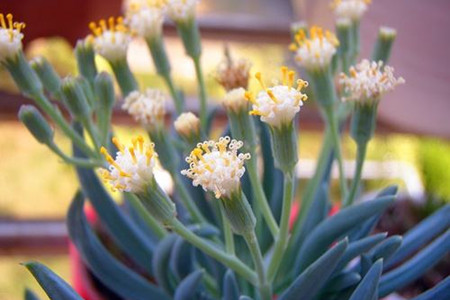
137 136 144 153
244 91 256 104
255 72 267 90
146 149 153 165
6 14 13 30
281 66 288 85
201 143 211 153
0 14 6 29
288 70 295 89
129 147 137 163
289 43 298 52
250 110 268 117
99 19 107 32
112 137 124 152
266 90 279 103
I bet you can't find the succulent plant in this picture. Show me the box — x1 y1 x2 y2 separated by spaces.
1 1 449 299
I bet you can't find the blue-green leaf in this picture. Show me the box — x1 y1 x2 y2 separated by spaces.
24 288 41 300
153 233 178 294
349 259 383 300
326 272 361 293
412 276 450 300
23 261 83 300
379 230 450 297
67 192 170 300
73 143 155 274
174 270 204 300
223 270 240 300
292 182 330 274
335 232 387 272
368 235 402 262
385 205 450 269
170 236 194 280
239 296 253 300
279 239 348 300
296 196 394 272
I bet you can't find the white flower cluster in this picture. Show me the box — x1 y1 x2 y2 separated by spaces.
245 67 308 128
174 112 200 138
339 59 405 103
100 136 158 193
165 0 199 23
331 0 371 21
122 89 167 129
181 137 251 198
222 87 249 113
0 13 25 62
125 0 165 39
88 17 131 62
290 26 339 71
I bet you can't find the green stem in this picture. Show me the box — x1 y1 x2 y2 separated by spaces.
33 93 97 158
169 218 258 285
192 56 207 130
324 106 348 200
82 118 101 152
47 142 102 168
247 157 279 237
243 231 272 300
125 193 167 239
267 170 295 282
344 141 367 207
110 59 138 97
164 74 183 115
220 203 235 255
173 174 207 224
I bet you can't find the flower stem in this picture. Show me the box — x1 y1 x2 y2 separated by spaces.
47 142 103 168
324 106 348 200
220 203 235 255
125 193 167 239
243 230 272 300
267 170 295 282
168 218 258 285
33 92 97 158
247 157 279 237
192 56 207 130
344 141 367 206
163 73 183 115
173 174 207 224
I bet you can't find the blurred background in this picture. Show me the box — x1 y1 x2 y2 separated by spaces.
0 0 449 299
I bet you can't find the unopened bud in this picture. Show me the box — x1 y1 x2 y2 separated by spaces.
60 77 90 120
174 112 200 142
75 39 98 84
30 57 61 98
4 52 43 97
220 190 256 236
18 105 54 144
95 72 115 110
372 27 397 64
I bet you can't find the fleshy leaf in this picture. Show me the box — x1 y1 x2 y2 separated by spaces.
412 276 450 300
279 239 348 300
223 270 240 300
24 262 83 300
174 270 204 300
67 192 170 300
349 259 383 300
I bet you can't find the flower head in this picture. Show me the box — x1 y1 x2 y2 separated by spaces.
166 0 198 23
181 137 251 198
0 13 25 63
339 59 405 102
174 112 200 139
100 136 158 193
125 1 165 39
330 0 371 21
88 17 131 62
290 26 339 71
215 50 251 91
245 67 308 127
222 87 249 113
122 89 166 130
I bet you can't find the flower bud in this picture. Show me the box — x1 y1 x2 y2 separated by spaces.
60 77 90 121
18 105 54 145
174 112 200 143
75 39 98 83
350 102 377 144
336 18 352 59
95 72 115 110
220 190 256 236
371 27 397 63
30 56 61 98
269 123 298 173
4 52 43 97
